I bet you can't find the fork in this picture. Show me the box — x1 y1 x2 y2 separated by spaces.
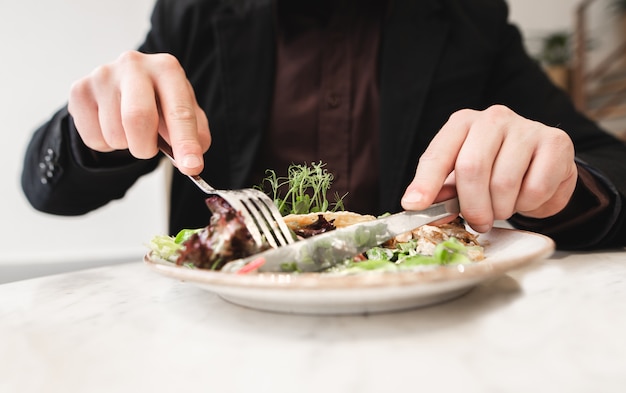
156 135 295 249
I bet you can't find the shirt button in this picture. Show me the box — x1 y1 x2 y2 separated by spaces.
327 92 340 109
44 148 55 161
38 146 58 186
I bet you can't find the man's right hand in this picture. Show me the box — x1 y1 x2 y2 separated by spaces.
68 50 211 175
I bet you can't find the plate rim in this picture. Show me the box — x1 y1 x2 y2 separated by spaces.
143 227 555 291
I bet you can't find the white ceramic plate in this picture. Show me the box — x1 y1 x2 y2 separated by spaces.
144 227 554 315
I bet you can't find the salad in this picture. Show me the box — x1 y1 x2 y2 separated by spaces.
148 163 484 274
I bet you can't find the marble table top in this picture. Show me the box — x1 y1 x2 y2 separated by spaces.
1 248 625 393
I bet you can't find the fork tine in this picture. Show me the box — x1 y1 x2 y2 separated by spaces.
252 192 295 246
218 194 265 246
156 135 292 249
241 190 294 247
235 193 280 249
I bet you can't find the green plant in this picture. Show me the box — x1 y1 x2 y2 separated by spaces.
609 0 626 11
257 162 346 215
538 31 571 66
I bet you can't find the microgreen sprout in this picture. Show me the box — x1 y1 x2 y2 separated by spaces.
258 162 346 215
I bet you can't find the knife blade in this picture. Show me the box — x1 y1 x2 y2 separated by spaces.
222 198 460 273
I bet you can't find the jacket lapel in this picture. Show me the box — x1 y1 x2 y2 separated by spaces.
212 0 275 188
379 0 450 212
212 0 450 208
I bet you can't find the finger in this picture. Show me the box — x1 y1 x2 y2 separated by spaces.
68 77 112 151
406 174 459 225
453 110 508 232
401 109 476 210
519 168 577 218
120 69 160 159
81 64 127 151
516 131 577 217
97 96 127 150
196 106 211 152
488 128 535 220
436 172 458 202
156 101 211 167
152 55 204 174
188 80 211 152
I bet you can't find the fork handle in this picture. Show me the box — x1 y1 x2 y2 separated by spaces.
157 135 217 193
156 135 176 162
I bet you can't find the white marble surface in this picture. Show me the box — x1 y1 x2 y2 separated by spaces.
1 249 626 393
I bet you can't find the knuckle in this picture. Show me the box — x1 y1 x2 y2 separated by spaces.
483 104 513 120
167 105 196 123
68 81 93 116
522 181 551 203
546 129 574 152
68 78 89 99
447 108 476 123
122 109 159 132
490 176 517 195
122 105 154 120
479 105 515 129
121 106 158 130
176 139 201 151
153 53 183 73
116 50 144 66
455 157 485 179
417 148 439 164
90 63 114 84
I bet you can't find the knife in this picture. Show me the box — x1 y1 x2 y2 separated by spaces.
222 197 460 273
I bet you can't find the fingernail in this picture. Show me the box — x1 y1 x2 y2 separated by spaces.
181 154 201 168
401 190 424 205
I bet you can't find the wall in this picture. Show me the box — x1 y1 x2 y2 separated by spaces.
508 0 621 67
0 0 162 281
508 0 626 136
0 0 617 281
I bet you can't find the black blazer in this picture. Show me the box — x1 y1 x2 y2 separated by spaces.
21 0 626 248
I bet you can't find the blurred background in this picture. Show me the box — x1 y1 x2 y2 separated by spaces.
1 0 625 283
1 0 160 282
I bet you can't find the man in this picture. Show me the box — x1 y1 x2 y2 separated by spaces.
21 0 626 249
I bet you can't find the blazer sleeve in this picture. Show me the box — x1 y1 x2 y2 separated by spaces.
20 0 187 216
20 106 161 215
479 2 626 249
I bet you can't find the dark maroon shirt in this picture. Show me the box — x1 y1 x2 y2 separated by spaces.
251 0 385 214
